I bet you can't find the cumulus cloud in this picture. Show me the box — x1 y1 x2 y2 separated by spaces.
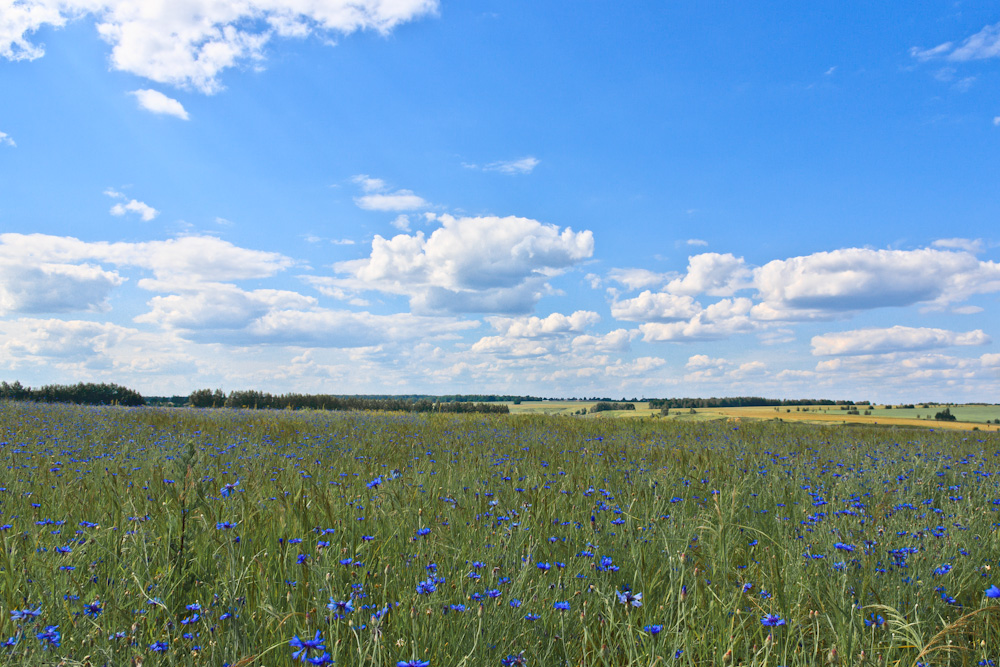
911 22 1000 62
110 199 159 221
130 89 189 119
0 262 124 315
811 326 991 356
1 0 439 93
639 297 756 342
136 281 474 346
752 248 1000 320
611 291 701 323
486 311 600 338
666 252 752 296
0 130 14 146
331 214 594 314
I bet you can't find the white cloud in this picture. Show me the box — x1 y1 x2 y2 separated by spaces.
994 116 1000 126
607 268 672 290
811 326 990 356
0 130 14 147
110 199 159 221
611 291 701 323
390 214 411 231
1 1 439 93
351 175 429 211
686 238 708 247
752 248 1000 320
130 89 189 119
911 22 1000 63
0 262 124 315
0 233 294 284
483 156 540 175
332 214 594 314
666 252 752 296
639 297 755 342
355 191 428 211
486 310 600 338
932 237 983 253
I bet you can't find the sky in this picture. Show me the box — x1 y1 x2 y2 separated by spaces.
1 1 999 402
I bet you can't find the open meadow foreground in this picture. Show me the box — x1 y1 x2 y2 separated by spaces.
4 402 1000 666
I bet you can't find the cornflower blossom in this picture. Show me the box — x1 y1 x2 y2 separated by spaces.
291 630 326 663
616 590 642 608
501 652 527 666
554 601 570 611
327 599 354 614
985 585 1000 598
36 626 60 649
397 660 430 667
84 601 103 617
760 614 785 627
11 607 42 622
149 640 169 652
220 481 240 497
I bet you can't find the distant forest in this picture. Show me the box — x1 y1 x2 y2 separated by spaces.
1 381 884 413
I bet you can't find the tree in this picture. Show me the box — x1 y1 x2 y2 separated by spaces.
934 407 957 422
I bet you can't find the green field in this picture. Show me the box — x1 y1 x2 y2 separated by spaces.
3 400 1000 666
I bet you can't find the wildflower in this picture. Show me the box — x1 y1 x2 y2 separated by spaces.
297 554 310 564
644 624 663 635
10 607 42 622
216 521 236 530
220 481 240 497
397 661 430 667
84 601 103 617
986 585 1000 598
327 598 354 614
291 630 326 663
149 640 169 652
864 613 885 627
524 613 540 621
36 626 60 649
416 578 436 595
501 652 527 666
509 599 522 608
536 562 551 571
616 589 642 607
761 614 785 626
553 601 570 611
366 477 382 489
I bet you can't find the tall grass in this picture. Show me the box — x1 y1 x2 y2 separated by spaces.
1 401 999 666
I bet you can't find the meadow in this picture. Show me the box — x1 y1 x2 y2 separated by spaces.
2 401 1000 666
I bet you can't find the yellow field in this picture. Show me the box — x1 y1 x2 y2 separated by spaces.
507 401 1000 431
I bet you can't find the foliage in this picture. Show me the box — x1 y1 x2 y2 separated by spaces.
1 401 1000 666
0 380 144 406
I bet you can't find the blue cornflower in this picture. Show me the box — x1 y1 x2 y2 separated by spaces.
616 589 642 608
415 527 431 537
84 601 103 617
36 626 60 649
366 477 382 489
553 601 570 611
220 481 240 497
416 578 437 595
536 562 551 571
761 614 785 627
986 585 1000 598
150 640 169 652
509 599 522 608
864 613 885 627
524 613 540 621
741 583 753 593
216 521 236 530
291 630 326 663
11 607 42 622
397 660 430 667
327 599 354 614
644 624 663 634
501 652 527 666
486 589 502 599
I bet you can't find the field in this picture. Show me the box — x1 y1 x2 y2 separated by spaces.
3 401 1000 666
509 401 1000 432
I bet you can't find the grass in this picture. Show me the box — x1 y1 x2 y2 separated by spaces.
2 400 1000 666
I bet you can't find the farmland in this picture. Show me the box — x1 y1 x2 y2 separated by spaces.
2 401 1000 665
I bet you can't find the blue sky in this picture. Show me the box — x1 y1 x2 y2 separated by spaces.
2 1 999 401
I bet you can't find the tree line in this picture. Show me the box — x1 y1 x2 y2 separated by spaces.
646 396 858 409
0 381 145 406
188 389 509 414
